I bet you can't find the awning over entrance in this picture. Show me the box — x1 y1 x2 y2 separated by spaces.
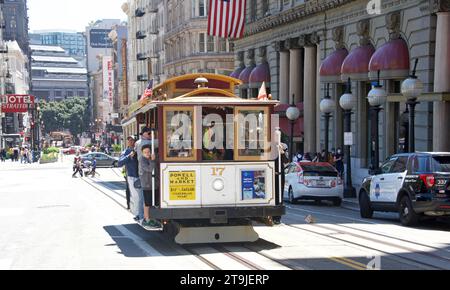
238 65 256 84
320 48 348 83
341 44 375 81
249 62 271 87
230 66 245 79
369 38 410 80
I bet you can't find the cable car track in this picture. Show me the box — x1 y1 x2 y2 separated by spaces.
80 176 293 270
286 205 450 257
285 223 447 270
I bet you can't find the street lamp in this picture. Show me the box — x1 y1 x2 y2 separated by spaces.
401 59 423 153
320 84 336 159
286 94 300 162
339 78 357 198
367 70 387 172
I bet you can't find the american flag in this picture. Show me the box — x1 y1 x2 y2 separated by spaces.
140 80 153 103
208 0 247 39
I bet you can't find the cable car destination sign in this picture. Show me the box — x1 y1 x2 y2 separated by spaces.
1 94 35 113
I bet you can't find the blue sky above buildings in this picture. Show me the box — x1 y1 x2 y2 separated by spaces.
28 0 127 32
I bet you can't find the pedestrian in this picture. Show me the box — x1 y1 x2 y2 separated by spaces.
118 136 140 218
321 150 327 163
0 148 6 162
335 148 344 177
90 157 97 177
312 152 320 163
72 152 83 178
139 144 161 229
293 152 303 163
122 167 131 210
13 147 19 162
329 148 336 166
135 127 154 224
301 153 312 162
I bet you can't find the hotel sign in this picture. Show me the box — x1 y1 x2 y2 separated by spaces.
1 95 35 113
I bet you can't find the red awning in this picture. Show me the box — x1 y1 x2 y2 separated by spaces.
341 44 375 81
369 38 410 80
319 48 348 83
238 65 255 84
230 66 244 79
249 62 271 85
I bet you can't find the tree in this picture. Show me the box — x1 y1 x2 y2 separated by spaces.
40 98 91 139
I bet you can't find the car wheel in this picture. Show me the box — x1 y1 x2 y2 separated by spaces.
359 191 374 219
288 187 296 204
399 195 419 227
112 161 118 168
332 198 342 207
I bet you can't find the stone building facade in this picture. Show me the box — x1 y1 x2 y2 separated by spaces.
163 0 235 77
122 0 166 103
232 0 450 190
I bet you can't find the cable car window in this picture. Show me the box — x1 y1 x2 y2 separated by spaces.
235 107 270 161
164 107 197 161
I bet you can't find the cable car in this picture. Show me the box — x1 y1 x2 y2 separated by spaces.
122 74 285 244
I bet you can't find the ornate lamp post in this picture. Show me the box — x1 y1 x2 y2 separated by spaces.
401 59 423 153
286 95 300 162
339 78 357 198
320 84 336 159
367 71 387 172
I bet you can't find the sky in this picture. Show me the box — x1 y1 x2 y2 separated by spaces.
28 0 127 32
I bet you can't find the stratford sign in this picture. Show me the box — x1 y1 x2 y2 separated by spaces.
1 94 35 113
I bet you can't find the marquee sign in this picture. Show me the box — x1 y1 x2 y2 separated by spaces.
1 95 35 113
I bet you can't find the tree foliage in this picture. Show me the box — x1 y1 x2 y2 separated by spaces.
40 98 90 137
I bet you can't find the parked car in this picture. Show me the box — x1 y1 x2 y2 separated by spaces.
80 152 118 168
62 146 89 155
284 162 344 206
359 152 450 226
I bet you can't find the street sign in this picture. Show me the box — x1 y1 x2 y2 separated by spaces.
344 132 354 146
111 113 119 118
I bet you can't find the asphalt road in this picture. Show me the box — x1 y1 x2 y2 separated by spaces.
1 160 449 270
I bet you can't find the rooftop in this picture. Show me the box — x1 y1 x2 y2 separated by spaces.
32 55 78 64
30 45 65 53
32 67 87 74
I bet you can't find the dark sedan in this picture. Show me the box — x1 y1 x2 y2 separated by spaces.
81 152 118 168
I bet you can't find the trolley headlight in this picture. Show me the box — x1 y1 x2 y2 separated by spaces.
212 179 225 191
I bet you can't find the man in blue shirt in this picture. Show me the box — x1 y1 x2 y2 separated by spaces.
118 136 140 219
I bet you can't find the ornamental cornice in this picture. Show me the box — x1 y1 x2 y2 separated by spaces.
244 0 356 37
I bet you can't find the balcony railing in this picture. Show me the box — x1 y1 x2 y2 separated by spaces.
136 53 148 61
136 31 147 39
135 8 145 17
137 74 148 82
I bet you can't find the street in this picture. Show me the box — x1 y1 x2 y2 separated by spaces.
1 161 450 270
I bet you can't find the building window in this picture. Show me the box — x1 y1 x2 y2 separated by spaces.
199 33 206 53
78 91 85 97
207 36 215 52
67 91 74 98
262 0 269 16
219 38 227 52
249 0 257 21
199 0 206 17
54 91 62 97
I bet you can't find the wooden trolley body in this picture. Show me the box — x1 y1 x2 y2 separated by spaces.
122 74 285 243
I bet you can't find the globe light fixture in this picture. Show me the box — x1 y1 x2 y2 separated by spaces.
320 84 335 158
401 59 423 153
339 78 356 198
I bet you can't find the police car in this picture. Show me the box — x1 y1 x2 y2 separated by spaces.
359 153 450 226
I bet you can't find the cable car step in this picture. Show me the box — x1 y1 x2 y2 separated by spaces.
174 225 259 245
